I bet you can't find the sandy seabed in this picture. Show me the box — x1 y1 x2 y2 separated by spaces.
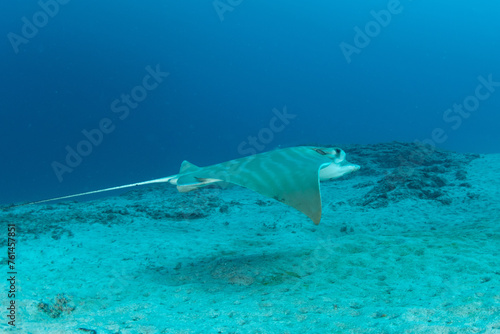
1 143 499 333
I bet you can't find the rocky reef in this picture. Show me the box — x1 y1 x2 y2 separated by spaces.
344 141 480 208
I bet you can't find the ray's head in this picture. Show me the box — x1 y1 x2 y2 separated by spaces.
312 147 346 163
312 146 360 181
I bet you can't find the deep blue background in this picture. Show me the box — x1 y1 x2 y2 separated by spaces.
1 0 499 204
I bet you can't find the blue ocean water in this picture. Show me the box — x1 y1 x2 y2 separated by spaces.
1 0 499 204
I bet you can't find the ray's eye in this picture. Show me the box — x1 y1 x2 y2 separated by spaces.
314 148 327 155
335 148 341 155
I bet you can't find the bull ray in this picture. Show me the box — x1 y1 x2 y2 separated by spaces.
13 146 360 224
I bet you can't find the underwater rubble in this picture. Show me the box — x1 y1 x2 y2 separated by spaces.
344 141 481 208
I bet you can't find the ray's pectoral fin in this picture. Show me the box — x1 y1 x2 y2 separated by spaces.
176 148 329 224
264 168 324 225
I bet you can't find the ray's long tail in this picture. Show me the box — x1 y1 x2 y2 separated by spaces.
8 175 178 208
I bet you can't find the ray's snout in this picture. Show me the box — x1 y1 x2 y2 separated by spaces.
348 163 361 172
319 159 360 181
